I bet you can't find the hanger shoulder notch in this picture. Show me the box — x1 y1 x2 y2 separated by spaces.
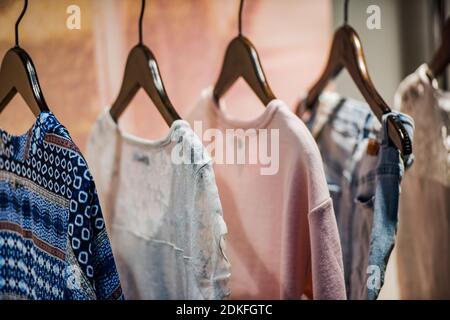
110 45 180 125
0 47 49 117
213 36 275 106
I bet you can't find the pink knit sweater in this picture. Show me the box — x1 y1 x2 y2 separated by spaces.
186 88 346 300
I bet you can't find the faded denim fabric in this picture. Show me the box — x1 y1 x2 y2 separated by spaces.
302 92 414 299
365 112 414 300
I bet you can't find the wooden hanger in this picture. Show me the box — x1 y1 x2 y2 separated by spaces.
298 0 412 156
0 0 50 117
213 0 276 106
110 0 180 125
429 17 450 79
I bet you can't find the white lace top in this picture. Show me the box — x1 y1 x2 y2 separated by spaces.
86 109 230 300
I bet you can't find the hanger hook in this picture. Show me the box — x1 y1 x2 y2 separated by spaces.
139 0 146 45
15 0 28 47
344 0 350 25
238 0 244 36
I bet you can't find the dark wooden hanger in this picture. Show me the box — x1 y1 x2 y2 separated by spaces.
298 0 412 156
0 0 50 117
109 0 180 125
429 17 450 79
213 0 276 106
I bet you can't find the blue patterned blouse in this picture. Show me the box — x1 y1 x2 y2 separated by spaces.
0 112 123 300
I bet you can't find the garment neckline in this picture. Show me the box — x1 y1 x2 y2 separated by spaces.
0 111 54 161
202 87 282 129
0 111 51 141
103 109 191 150
418 63 450 99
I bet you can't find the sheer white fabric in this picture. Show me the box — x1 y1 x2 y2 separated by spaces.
86 109 230 300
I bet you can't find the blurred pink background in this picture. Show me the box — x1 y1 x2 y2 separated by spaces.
0 0 331 148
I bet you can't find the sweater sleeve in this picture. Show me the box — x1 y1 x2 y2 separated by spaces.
308 198 346 300
280 111 346 300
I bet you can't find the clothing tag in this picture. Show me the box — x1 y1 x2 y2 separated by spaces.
133 152 150 166
366 138 380 156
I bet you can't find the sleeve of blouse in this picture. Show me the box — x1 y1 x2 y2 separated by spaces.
67 153 124 300
192 162 231 300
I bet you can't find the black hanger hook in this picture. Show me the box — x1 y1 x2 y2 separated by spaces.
238 0 244 36
15 0 28 47
344 0 350 25
139 0 146 45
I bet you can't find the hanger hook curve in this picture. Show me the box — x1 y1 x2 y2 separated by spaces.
15 0 28 47
139 0 146 45
344 0 350 25
238 0 244 36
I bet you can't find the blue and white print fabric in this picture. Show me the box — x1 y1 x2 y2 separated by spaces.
0 112 123 300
